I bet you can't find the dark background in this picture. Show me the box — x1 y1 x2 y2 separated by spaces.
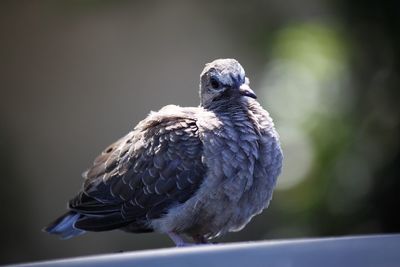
1 0 399 264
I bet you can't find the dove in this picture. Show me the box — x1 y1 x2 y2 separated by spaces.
44 58 283 246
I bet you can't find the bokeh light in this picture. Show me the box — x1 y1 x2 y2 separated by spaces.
260 22 350 191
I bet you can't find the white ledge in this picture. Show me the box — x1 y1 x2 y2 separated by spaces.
13 234 400 267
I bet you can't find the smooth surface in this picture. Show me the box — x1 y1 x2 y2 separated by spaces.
12 234 400 267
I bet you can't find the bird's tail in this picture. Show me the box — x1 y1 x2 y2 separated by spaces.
43 211 85 239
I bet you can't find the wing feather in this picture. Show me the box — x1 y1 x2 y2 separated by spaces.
69 112 206 232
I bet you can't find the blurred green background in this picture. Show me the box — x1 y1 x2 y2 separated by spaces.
1 0 399 264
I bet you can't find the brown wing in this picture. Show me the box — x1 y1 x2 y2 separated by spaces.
69 115 206 232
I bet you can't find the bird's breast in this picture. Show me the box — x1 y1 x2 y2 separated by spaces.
191 105 282 236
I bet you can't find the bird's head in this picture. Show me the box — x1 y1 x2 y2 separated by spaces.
199 58 256 108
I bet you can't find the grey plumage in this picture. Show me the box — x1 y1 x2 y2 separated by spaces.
44 58 283 246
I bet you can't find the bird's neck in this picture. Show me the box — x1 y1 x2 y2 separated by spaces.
206 98 253 114
205 98 258 127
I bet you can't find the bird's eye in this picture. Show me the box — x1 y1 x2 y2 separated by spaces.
210 77 220 89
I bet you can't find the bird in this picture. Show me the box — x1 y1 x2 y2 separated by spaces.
44 58 283 246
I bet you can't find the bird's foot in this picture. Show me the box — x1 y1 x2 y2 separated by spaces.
168 232 216 247
168 232 190 247
193 234 215 245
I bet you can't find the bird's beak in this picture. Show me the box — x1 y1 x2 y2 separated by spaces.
239 83 257 99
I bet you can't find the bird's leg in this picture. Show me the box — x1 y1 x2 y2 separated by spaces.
167 232 194 247
193 234 218 245
192 234 209 244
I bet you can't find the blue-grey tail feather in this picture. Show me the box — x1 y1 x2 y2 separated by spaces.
43 211 86 239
